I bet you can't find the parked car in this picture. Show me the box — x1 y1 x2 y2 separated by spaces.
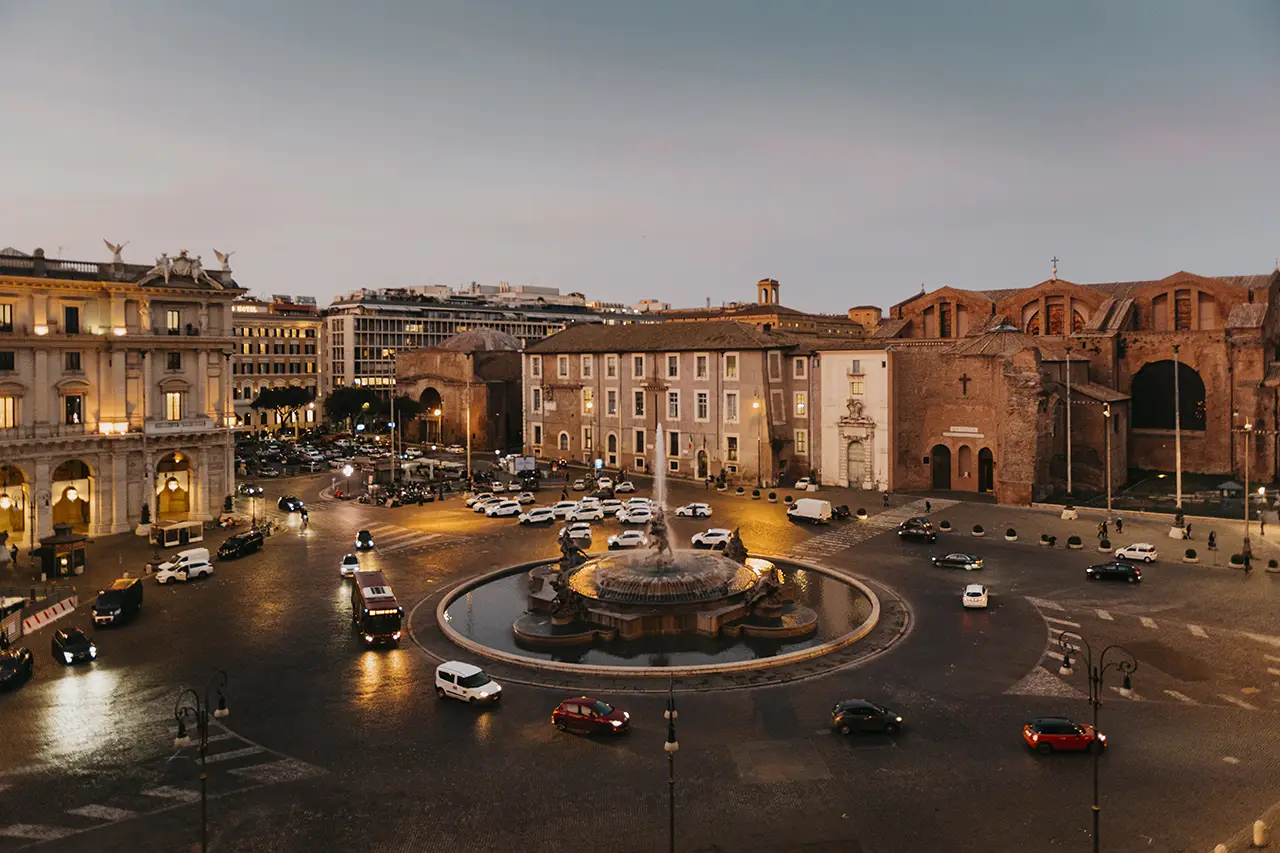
675 503 712 518
93 577 143 626
552 696 631 735
569 505 605 522
156 548 215 584
217 530 264 560
830 699 903 735
597 477 614 491
614 481 636 493
0 647 34 690
485 500 522 518
832 505 852 520
600 499 624 516
446 444 465 454
464 491 494 507
277 495 305 512
795 477 814 490
618 507 653 525
1022 717 1106 754
519 507 556 525
355 529 375 551
516 492 536 505
490 481 506 493
897 517 937 542
51 627 96 665
572 479 587 491
236 483 263 497
550 501 579 520
558 523 593 546
932 553 984 571
1086 562 1143 583
691 528 732 549
339 553 361 578
962 583 989 608
435 661 502 704
607 530 650 550
1114 543 1157 563
473 497 503 513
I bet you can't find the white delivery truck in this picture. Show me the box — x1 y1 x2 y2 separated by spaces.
786 498 833 524
153 547 214 583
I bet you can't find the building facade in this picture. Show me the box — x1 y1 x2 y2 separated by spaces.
0 245 241 548
655 279 871 338
230 295 322 431
815 348 894 491
323 284 608 396
521 322 814 485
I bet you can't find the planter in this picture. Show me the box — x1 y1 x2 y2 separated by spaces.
767 494 777 504
1184 548 1198 564
856 509 868 520
783 495 793 504
1168 526 1186 540
1004 528 1017 542
735 488 745 496
939 521 952 532
1098 538 1111 551
716 484 727 492
1067 535 1082 550
1061 507 1078 521
1229 554 1245 567
1269 559 1278 569
751 489 761 500
134 523 153 537
971 525 985 537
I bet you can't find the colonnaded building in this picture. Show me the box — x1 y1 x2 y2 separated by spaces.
0 244 241 548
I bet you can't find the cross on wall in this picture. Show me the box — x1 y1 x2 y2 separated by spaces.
959 374 972 395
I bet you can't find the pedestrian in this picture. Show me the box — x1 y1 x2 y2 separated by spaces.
704 477 710 490
561 487 568 500
1185 523 1192 540
1208 531 1216 550
925 500 932 514
882 492 890 507
1115 518 1123 534
7 543 15 564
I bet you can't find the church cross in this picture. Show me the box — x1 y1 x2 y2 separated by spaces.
959 373 972 395
1051 256 1059 280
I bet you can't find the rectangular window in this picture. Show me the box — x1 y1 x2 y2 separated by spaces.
724 353 738 380
771 390 785 424
850 375 866 396
633 390 645 418
166 351 181 371
530 355 541 378
794 391 807 417
558 355 569 378
695 354 709 380
667 390 680 420
581 355 593 379
724 391 739 423
606 388 618 416
65 351 81 372
64 394 83 425
532 387 542 414
63 306 80 335
532 423 543 446
0 304 12 332
164 391 182 421
726 435 739 462
166 309 181 332
695 391 709 421
582 387 594 414
605 355 618 379
768 351 781 380
669 429 680 458
632 355 645 378
850 359 861 375
0 396 16 428
795 429 808 455
634 429 645 453
669 459 679 472
583 425 593 454
0 351 12 371
793 357 807 379
666 354 679 379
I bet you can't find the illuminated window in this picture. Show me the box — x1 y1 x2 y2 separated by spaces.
164 391 183 421
0 395 16 428
795 429 808 455
724 353 738 380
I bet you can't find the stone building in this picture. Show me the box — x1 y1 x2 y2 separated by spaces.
521 321 814 485
230 295 322 431
814 347 894 491
394 329 523 453
0 245 241 547
655 279 870 338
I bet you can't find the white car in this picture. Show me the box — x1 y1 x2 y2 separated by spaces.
516 492 536 505
795 477 814 490
465 491 494 507
473 497 503 513
404 448 423 459
572 479 587 491
614 481 636 493
519 507 556 525
600 499 624 516
962 583 989 609
485 499 521 518
618 507 652 525
435 661 502 704
551 501 579 520
154 547 214 584
558 523 593 546
691 528 732 550
446 444 465 454
624 497 652 510
577 496 602 508
608 530 650 550
569 505 605 522
675 503 712 518
1114 543 1157 563
339 553 361 578
597 477 614 490
490 482 506 493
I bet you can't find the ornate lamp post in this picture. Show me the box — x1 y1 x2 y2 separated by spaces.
752 399 762 488
342 464 354 498
1102 403 1113 520
432 408 442 444
663 682 678 853
1057 634 1137 853
172 670 230 853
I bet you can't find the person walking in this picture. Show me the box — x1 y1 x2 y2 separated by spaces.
1207 531 1216 550
1185 522 1192 540
882 492 890 508
925 500 932 514
8 543 16 564
1261 516 1267 536
1115 517 1123 534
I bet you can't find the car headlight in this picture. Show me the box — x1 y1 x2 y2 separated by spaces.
895 716 903 722
392 631 401 640
63 652 73 662
611 720 623 727
363 634 373 642
623 711 630 720
89 646 97 658
479 691 490 698
1097 734 1107 742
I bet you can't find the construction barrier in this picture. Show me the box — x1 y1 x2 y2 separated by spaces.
21 595 79 635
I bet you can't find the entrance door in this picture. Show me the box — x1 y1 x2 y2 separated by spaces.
846 440 868 487
930 445 952 490
696 450 708 480
978 447 994 493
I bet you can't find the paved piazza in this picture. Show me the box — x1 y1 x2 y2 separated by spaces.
1 471 1279 852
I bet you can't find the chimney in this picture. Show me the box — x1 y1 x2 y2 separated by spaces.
32 248 47 276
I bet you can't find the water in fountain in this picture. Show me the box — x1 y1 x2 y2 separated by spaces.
648 424 674 564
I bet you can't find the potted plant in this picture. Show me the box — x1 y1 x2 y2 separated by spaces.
1067 535 1082 550
1061 503 1078 521
1229 553 1245 568
751 489 761 500
1098 537 1111 551
1004 528 1017 542
1183 548 1198 564
735 487 745 496
716 482 727 492
767 491 777 503
1267 559 1280 574
939 520 952 532
783 495 793 504
856 508 868 520
972 524 985 537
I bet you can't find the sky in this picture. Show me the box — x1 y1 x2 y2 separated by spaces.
1 1 1278 313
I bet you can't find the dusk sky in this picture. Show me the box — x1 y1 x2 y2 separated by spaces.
2 1 1277 313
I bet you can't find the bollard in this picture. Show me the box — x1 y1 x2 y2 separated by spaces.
1254 819 1270 848
1216 845 1228 853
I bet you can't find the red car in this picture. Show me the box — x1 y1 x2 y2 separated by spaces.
552 696 631 735
1022 717 1107 754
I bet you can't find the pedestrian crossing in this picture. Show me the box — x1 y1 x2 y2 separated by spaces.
356 522 447 556
0 721 322 848
781 499 958 561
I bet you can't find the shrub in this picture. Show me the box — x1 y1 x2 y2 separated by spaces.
940 520 952 531
768 492 776 501
1186 549 1198 559
751 489 761 499
735 487 745 495
1006 528 1016 538
1269 559 1278 569
1067 535 1082 545
1064 503 1075 511
972 524 984 534
784 495 793 504
1040 533 1050 543
1099 538 1111 549
1047 535 1057 546
1229 553 1245 566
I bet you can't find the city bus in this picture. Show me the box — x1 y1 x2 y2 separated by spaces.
350 570 403 646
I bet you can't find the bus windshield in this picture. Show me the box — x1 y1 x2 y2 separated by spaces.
362 613 401 634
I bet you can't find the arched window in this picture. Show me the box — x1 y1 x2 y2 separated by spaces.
1025 312 1041 335
1072 310 1085 333
558 432 570 451
1131 361 1206 430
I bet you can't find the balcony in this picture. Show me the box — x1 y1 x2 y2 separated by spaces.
144 416 216 435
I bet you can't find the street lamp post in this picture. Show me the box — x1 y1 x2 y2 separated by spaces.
1102 403 1113 520
1172 344 1183 509
752 399 762 488
433 408 442 444
1058 634 1136 853
342 464 354 497
1065 344 1073 497
172 670 231 853
663 682 678 853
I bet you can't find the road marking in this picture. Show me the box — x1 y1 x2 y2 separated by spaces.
1164 690 1196 704
1026 597 1065 611
141 786 200 803
1139 616 1158 629
1267 668 1280 676
1218 694 1258 711
66 805 136 822
1223 756 1241 765
1096 609 1113 621
1188 624 1208 638
0 825 76 840
206 731 238 743
228 758 324 784
1045 617 1081 627
1265 654 1280 663
203 746 265 764
1044 650 1065 661
1241 687 1260 694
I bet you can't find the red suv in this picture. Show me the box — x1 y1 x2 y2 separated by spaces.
552 696 631 735
1022 717 1107 754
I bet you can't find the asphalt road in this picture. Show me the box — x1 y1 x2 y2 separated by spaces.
1 473 1278 852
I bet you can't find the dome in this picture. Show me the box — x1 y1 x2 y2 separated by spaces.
439 329 521 352
568 550 763 605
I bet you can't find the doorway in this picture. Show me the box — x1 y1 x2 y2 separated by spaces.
696 450 708 480
978 447 994 493
930 445 952 490
846 440 868 487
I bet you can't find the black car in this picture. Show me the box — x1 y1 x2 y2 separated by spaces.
932 552 984 571
831 699 904 735
217 530 265 559
0 647 34 689
832 505 852 520
1086 562 1143 583
355 529 375 551
237 483 264 497
278 495 305 512
51 628 96 665
897 517 937 542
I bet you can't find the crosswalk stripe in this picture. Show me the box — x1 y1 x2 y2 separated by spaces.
1188 624 1208 638
1026 597 1065 612
1140 616 1158 629
1218 694 1258 711
1045 617 1081 627
1096 609 1113 621
1164 690 1196 704
141 786 200 803
66 805 136 821
1044 650 1065 661
0 825 76 840
1264 654 1280 663
203 746 265 764
1267 667 1280 676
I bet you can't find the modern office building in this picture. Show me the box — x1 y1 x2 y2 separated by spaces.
230 294 323 431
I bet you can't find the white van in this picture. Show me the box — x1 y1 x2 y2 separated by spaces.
787 498 833 524
435 661 502 704
154 547 214 584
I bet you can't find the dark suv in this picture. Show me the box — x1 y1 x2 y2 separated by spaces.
217 529 265 559
1085 562 1143 583
0 647 34 689
278 495 305 512
831 699 904 735
897 517 937 542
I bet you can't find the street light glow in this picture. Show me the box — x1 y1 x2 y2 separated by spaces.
342 465 354 477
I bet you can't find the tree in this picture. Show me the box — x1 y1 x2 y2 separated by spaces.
251 386 316 433
392 394 423 423
323 387 384 430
